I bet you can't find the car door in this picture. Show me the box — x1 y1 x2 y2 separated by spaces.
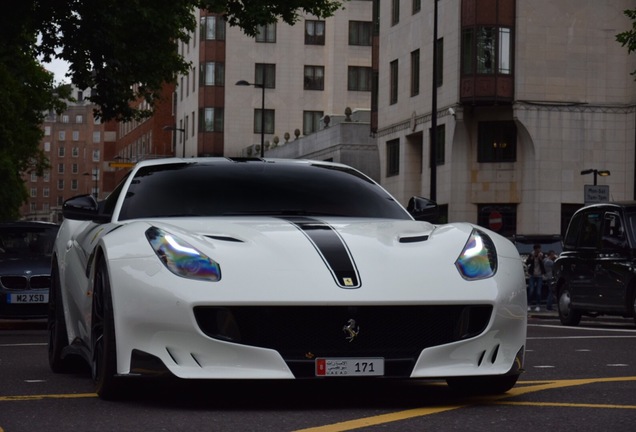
594 211 631 312
567 209 603 309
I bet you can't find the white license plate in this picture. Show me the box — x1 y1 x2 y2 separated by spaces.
315 358 384 376
7 293 49 304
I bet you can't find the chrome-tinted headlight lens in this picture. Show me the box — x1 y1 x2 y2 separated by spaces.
455 229 497 280
145 226 221 281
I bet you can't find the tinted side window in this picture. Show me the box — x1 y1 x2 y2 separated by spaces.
601 212 627 250
563 212 582 249
577 210 602 249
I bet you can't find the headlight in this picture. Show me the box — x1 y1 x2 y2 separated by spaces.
145 226 221 281
455 229 497 280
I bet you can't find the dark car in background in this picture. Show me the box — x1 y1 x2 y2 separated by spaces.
0 221 60 319
553 202 636 326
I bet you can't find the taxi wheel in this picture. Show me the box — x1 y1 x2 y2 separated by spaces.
558 285 581 326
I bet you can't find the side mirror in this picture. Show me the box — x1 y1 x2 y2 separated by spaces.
407 196 439 223
62 194 110 222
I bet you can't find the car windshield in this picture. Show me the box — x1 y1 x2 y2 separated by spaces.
117 161 412 221
0 224 59 257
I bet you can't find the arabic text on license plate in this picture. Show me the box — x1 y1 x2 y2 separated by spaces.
8 293 49 304
315 358 384 376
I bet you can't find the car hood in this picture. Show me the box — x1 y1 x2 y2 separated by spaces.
99 217 520 302
0 255 52 275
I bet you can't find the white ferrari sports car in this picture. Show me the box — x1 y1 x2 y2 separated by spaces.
49 157 527 400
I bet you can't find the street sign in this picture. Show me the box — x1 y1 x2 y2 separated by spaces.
584 185 609 204
489 210 503 231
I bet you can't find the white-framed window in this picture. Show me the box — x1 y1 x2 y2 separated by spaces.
93 131 101 143
72 131 79 141
43 188 49 198
75 115 83 123
58 146 65 157
44 126 51 136
44 142 50 152
30 188 37 197
58 131 66 141
92 149 100 162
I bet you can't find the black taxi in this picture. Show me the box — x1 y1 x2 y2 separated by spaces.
554 201 636 326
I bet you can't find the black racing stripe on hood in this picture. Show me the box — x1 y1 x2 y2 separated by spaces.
282 217 360 289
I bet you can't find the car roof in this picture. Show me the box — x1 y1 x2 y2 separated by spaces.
574 201 636 213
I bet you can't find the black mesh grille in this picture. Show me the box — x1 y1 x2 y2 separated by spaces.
193 305 492 378
0 275 50 290
1 276 27 289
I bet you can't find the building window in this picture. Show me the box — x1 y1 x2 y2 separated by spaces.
30 172 37 182
386 139 400 177
436 38 443 87
61 115 69 123
410 49 420 96
75 115 83 123
58 146 65 157
462 27 512 75
57 163 64 174
44 142 50 152
93 131 101 143
347 66 372 91
92 149 100 162
256 23 276 43
199 107 224 132
348 21 372 46
72 147 79 157
43 188 49 198
305 20 325 45
30 188 37 198
389 60 398 105
71 179 78 190
43 171 50 182
30 202 36 212
57 179 64 190
303 111 324 135
413 0 421 14
201 62 225 86
44 126 51 136
255 63 276 89
200 15 226 40
72 163 78 174
477 121 517 163
430 124 445 166
58 131 65 141
254 109 275 135
391 0 400 26
72 130 79 141
304 66 324 90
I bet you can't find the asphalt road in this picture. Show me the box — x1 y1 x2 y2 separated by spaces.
1 313 635 432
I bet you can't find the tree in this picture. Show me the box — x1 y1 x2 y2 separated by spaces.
617 9 636 77
0 0 345 220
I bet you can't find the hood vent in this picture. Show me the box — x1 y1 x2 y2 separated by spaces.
204 235 244 243
399 234 429 243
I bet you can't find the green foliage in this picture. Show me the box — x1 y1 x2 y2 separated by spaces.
617 9 636 77
0 0 345 219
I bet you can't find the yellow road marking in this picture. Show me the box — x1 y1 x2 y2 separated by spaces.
1 378 635 432
0 393 97 401
293 377 636 432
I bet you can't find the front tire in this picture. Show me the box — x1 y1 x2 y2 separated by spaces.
446 374 520 395
557 284 581 326
91 257 121 400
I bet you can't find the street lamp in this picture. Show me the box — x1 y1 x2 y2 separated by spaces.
236 78 265 158
580 168 611 186
163 125 186 158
